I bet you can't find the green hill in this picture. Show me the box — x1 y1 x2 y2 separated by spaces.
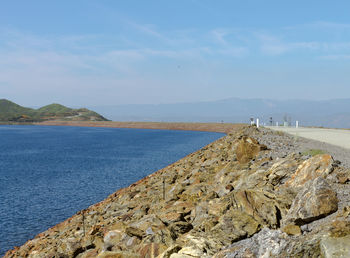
0 99 35 113
0 99 108 123
37 103 74 113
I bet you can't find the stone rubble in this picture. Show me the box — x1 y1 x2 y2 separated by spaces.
5 126 350 258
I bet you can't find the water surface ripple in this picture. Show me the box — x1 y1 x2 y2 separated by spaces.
0 125 223 255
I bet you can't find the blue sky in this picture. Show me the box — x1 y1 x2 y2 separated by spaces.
1 1 350 106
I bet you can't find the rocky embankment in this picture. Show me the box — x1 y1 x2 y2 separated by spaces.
5 126 350 257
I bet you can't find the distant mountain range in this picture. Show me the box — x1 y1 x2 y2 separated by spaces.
0 99 108 123
89 98 350 128
2 98 349 128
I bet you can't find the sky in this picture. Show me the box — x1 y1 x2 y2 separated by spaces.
0 0 350 107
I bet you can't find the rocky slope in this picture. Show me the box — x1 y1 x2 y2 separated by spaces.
5 126 350 257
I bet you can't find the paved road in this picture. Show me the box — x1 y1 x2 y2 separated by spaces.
266 126 350 150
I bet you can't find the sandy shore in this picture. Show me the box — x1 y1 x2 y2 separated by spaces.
35 121 245 134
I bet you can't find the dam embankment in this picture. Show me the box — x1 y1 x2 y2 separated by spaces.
5 125 350 257
35 121 245 134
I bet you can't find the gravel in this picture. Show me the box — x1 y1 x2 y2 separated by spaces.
249 127 350 168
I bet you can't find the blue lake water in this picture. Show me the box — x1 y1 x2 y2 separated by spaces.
0 125 224 255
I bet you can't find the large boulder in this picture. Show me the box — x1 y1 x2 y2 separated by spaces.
265 154 300 187
213 228 288 258
320 220 350 258
235 136 266 164
321 235 350 258
285 154 334 188
284 177 338 225
231 189 286 229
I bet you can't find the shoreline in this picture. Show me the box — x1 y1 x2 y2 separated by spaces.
2 122 243 256
5 125 350 257
33 121 245 134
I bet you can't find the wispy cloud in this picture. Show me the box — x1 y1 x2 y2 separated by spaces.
319 55 350 60
211 29 230 46
255 30 350 56
1 19 350 105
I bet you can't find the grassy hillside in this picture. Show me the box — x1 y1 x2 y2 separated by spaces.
0 99 108 122
37 103 74 113
0 99 35 113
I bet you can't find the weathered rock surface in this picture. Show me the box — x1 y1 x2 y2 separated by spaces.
285 154 334 188
5 126 350 257
320 235 350 258
284 177 338 226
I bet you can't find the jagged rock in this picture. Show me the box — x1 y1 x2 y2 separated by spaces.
209 209 260 247
285 154 334 188
77 249 99 258
320 235 350 258
158 245 182 258
284 177 338 225
231 190 285 229
213 228 289 258
5 126 350 258
125 226 144 239
174 234 220 257
138 243 167 258
103 230 125 251
336 169 350 184
169 222 193 240
235 136 264 164
328 220 350 238
96 251 139 257
266 154 300 187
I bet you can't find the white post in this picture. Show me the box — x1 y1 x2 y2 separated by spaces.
276 122 278 127
296 121 299 128
256 118 259 128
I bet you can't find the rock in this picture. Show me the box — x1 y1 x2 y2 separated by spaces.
5 126 350 258
265 154 300 187
329 220 350 237
97 251 139 258
225 184 234 191
77 249 99 258
139 243 167 258
158 245 182 258
320 235 350 258
56 237 82 257
169 222 193 240
174 234 220 257
177 246 205 257
231 190 284 229
284 177 338 225
125 227 144 239
285 154 334 188
170 254 194 258
213 228 288 258
103 230 125 251
282 224 301 236
209 209 260 247
339 206 350 218
236 136 264 164
336 170 350 184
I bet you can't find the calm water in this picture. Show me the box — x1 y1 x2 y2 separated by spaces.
0 125 223 255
